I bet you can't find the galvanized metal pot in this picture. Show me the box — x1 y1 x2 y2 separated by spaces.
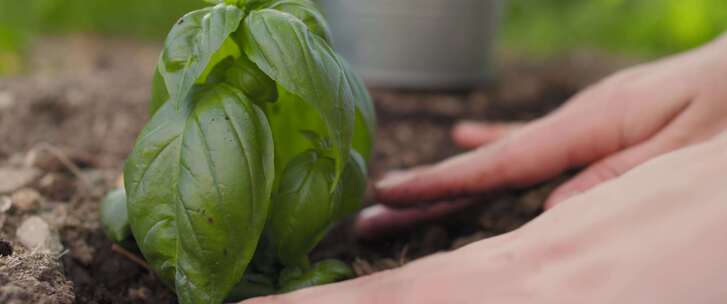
317 0 503 89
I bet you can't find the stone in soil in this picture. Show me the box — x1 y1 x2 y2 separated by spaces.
0 196 11 213
15 216 63 254
9 188 43 212
0 167 41 194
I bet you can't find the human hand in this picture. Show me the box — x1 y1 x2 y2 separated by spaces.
360 34 727 238
243 132 727 304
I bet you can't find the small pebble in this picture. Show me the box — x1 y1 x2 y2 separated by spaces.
16 216 63 253
0 196 12 213
0 167 41 194
11 188 43 211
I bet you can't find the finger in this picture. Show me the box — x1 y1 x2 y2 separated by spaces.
545 95 726 209
451 121 524 149
375 71 692 207
355 201 474 240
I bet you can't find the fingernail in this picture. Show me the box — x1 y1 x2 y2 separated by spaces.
358 205 386 221
375 171 412 190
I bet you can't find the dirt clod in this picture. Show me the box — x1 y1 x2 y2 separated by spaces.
0 240 12 256
0 249 74 304
25 147 66 172
37 173 76 201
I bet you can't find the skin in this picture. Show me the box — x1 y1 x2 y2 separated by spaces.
242 33 727 303
360 33 727 238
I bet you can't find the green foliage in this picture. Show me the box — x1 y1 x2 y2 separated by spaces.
240 8 355 185
2 0 727 74
503 0 727 57
271 150 338 268
103 1 373 303
159 4 243 109
278 259 355 293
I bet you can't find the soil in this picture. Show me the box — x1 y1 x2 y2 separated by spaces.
0 36 630 303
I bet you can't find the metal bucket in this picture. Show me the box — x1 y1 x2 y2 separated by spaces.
318 0 503 89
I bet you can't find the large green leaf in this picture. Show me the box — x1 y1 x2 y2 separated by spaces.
125 101 187 286
150 65 170 116
340 59 376 161
270 150 338 267
159 4 243 109
124 84 274 304
197 38 241 84
240 9 355 187
265 0 333 42
151 38 242 116
336 150 367 220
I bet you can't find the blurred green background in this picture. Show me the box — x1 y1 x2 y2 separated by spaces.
1 0 726 74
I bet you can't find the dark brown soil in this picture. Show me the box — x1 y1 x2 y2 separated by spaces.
0 36 629 303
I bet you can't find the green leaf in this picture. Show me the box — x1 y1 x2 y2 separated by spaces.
204 0 241 5
263 88 327 183
278 260 354 293
226 272 276 301
125 101 187 286
150 65 170 116
340 59 376 161
336 150 367 219
265 0 333 42
159 4 243 109
151 38 241 116
197 38 241 84
124 84 274 304
204 56 237 85
224 55 278 103
270 150 338 267
100 188 131 243
241 9 355 188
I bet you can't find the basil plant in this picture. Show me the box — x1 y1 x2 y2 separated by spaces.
100 0 375 303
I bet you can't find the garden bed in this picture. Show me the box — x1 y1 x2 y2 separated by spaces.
0 36 627 303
